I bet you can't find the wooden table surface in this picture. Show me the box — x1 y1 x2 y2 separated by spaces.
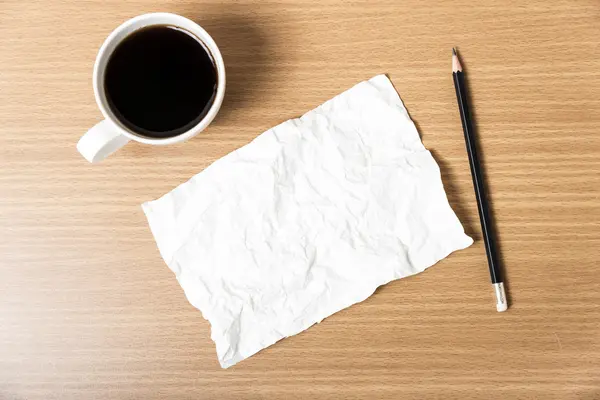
2 0 600 399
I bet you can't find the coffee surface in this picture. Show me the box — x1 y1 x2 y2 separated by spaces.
104 25 217 138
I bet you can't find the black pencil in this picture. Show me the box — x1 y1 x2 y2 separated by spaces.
452 48 507 312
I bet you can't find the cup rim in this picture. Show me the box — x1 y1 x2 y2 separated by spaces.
92 13 226 145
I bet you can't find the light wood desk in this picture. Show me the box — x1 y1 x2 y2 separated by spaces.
1 1 599 399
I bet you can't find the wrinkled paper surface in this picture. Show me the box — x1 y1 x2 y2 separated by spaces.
142 75 473 368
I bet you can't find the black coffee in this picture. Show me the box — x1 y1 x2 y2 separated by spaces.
104 25 217 138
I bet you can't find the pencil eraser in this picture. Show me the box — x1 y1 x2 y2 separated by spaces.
493 282 508 312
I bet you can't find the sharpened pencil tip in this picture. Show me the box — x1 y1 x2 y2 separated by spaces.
452 48 462 72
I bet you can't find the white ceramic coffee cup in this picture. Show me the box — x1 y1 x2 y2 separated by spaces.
77 13 226 163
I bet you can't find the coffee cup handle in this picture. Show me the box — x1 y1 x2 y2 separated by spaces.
77 120 130 163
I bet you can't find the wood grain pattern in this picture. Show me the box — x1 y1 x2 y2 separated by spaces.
1 0 599 399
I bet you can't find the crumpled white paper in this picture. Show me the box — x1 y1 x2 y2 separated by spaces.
142 75 473 368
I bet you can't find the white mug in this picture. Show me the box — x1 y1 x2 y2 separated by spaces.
77 13 226 163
